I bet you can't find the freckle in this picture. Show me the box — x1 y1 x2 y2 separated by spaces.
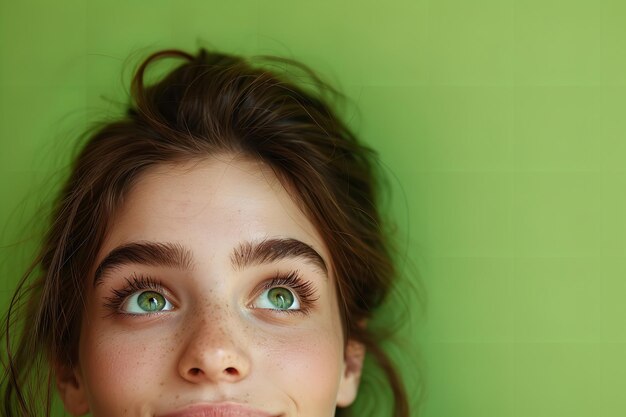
176 394 180 399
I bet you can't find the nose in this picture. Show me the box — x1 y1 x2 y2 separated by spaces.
177 311 251 384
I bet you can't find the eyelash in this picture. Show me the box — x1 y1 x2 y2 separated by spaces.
103 273 166 317
103 271 319 317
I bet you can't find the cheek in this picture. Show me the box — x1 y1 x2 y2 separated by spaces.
265 325 345 410
78 321 179 413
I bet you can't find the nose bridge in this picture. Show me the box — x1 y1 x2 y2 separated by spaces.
194 296 229 333
178 297 251 383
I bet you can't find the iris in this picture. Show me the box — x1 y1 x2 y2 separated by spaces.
267 287 295 309
136 291 167 312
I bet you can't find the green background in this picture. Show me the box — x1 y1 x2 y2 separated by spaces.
2 0 625 416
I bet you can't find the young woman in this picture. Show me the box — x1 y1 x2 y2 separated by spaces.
1 48 411 417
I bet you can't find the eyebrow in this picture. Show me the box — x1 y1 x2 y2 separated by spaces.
93 241 194 287
93 238 327 287
231 238 327 276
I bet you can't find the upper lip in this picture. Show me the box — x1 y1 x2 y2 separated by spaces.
157 402 277 417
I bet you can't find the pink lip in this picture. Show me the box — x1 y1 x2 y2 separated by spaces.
158 402 277 417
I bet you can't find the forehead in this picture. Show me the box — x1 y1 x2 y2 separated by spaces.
98 154 332 272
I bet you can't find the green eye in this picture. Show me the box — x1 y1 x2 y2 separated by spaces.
137 291 167 311
267 287 295 309
124 291 173 314
255 286 300 311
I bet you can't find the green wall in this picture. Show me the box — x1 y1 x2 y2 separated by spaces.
1 1 625 416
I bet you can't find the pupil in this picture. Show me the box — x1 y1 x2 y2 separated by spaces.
276 294 285 307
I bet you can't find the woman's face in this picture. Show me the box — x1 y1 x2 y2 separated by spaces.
57 155 364 417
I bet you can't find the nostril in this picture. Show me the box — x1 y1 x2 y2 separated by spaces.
189 368 201 376
224 367 238 376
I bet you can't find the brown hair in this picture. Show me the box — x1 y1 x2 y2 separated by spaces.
1 48 411 416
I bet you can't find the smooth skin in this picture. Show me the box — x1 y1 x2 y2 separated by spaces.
55 154 365 417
